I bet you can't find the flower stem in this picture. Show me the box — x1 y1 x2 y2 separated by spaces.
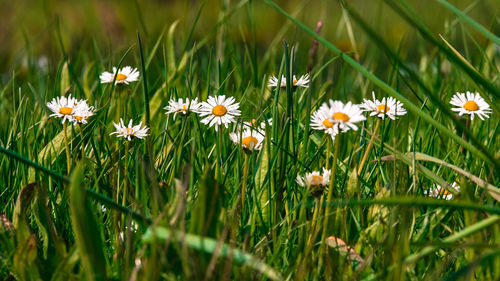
358 118 381 176
63 122 71 174
216 128 223 181
121 141 130 226
318 134 340 268
241 152 250 211
78 124 85 159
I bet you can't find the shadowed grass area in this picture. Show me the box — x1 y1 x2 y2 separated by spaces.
0 0 499 280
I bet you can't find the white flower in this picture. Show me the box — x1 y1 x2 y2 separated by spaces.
230 127 265 151
450 91 492 120
110 118 149 141
72 100 95 124
100 66 140 85
328 100 366 133
297 168 331 197
242 118 272 130
268 74 310 88
164 98 201 119
46 94 80 123
360 92 407 120
311 104 339 139
424 182 459 200
198 95 241 130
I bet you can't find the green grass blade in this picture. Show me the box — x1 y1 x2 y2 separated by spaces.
69 161 107 281
143 226 283 281
437 0 500 46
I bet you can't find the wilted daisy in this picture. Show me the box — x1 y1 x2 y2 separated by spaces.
424 182 459 200
296 168 331 197
450 91 491 120
100 66 140 85
46 94 81 123
268 74 310 88
230 127 265 151
360 92 407 120
328 100 366 133
311 104 338 139
72 100 95 124
198 95 241 130
110 118 149 141
164 97 201 119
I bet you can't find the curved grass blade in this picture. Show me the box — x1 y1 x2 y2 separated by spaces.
405 214 500 264
69 162 107 281
143 226 283 281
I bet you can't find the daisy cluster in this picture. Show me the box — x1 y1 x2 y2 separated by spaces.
45 66 492 199
46 94 95 124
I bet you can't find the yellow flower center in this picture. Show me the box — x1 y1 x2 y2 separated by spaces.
212 105 228 116
293 79 298 86
182 105 187 111
463 100 479 111
377 104 390 113
116 73 127 81
311 175 323 186
322 119 333 128
251 119 257 125
59 107 73 115
439 188 451 196
242 136 259 148
126 128 135 135
332 112 350 122
74 116 83 121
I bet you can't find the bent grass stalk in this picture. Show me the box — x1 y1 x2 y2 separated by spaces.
358 118 381 176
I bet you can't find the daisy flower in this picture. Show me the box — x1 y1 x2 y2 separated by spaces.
450 91 492 120
424 182 459 200
230 127 265 151
268 74 310 88
360 92 407 120
296 168 331 197
72 100 95 124
164 97 201 119
100 66 140 85
328 100 366 133
242 118 272 130
311 104 338 139
110 118 149 141
198 95 241 130
46 94 80 123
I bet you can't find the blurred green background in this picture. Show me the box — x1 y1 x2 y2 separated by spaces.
1 0 498 75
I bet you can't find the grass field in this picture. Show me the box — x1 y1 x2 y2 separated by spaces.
0 0 499 280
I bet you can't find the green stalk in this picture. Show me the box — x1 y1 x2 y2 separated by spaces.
319 134 341 268
358 118 381 176
241 152 250 212
216 127 223 181
78 123 85 159
121 141 130 226
63 122 71 173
